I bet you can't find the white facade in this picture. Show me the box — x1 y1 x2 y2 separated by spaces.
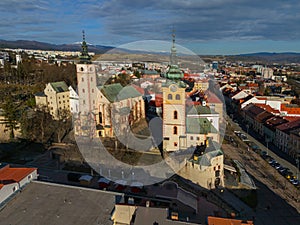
241 96 283 110
0 183 19 204
76 63 98 115
69 86 79 114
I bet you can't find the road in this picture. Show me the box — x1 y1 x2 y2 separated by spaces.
227 116 299 179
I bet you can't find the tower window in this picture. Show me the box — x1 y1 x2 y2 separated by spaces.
190 136 193 140
174 142 178 147
92 89 94 93
175 94 180 100
173 126 177 135
82 77 84 82
99 112 103 123
91 77 93 82
168 94 172 100
80 67 84 71
82 89 85 93
174 111 178 119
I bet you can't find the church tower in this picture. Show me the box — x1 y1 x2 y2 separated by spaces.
76 31 97 115
75 31 98 137
163 84 186 151
162 32 187 152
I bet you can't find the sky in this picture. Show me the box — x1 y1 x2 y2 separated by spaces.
0 0 300 55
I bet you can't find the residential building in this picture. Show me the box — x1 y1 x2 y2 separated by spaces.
35 81 70 119
0 164 37 204
263 116 288 143
275 119 300 153
288 128 300 159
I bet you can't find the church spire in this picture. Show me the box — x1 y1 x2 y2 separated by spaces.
170 29 177 66
79 30 91 64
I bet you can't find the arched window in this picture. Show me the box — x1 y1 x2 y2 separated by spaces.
168 94 172 100
175 94 180 100
81 77 84 82
174 111 178 119
173 126 177 135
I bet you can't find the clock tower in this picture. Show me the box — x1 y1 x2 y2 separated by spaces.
162 83 186 152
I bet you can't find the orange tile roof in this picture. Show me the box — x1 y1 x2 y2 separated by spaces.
0 166 36 183
0 184 4 190
207 216 254 225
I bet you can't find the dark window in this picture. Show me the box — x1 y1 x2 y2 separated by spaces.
174 111 178 119
168 94 172 100
99 112 102 123
175 94 180 100
173 126 177 135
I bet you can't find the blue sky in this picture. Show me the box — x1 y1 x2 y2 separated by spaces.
0 0 300 55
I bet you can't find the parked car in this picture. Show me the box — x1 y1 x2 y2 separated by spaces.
292 179 299 187
268 158 275 164
67 173 82 182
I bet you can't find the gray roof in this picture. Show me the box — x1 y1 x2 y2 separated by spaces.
50 81 69 93
0 182 117 225
34 92 46 97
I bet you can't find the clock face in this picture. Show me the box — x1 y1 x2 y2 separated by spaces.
170 85 178 92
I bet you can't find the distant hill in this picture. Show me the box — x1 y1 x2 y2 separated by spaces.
1 39 300 63
0 39 114 54
227 52 300 63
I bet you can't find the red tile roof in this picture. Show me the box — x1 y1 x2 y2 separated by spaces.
205 90 223 103
0 166 36 183
254 103 280 114
131 84 145 95
207 216 254 225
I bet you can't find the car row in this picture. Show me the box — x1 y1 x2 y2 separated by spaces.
233 130 299 188
263 154 299 188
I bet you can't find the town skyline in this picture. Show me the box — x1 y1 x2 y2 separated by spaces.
1 0 300 55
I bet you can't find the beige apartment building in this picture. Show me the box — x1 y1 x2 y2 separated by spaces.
35 81 70 119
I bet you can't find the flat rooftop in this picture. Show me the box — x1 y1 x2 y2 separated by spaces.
0 182 117 225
